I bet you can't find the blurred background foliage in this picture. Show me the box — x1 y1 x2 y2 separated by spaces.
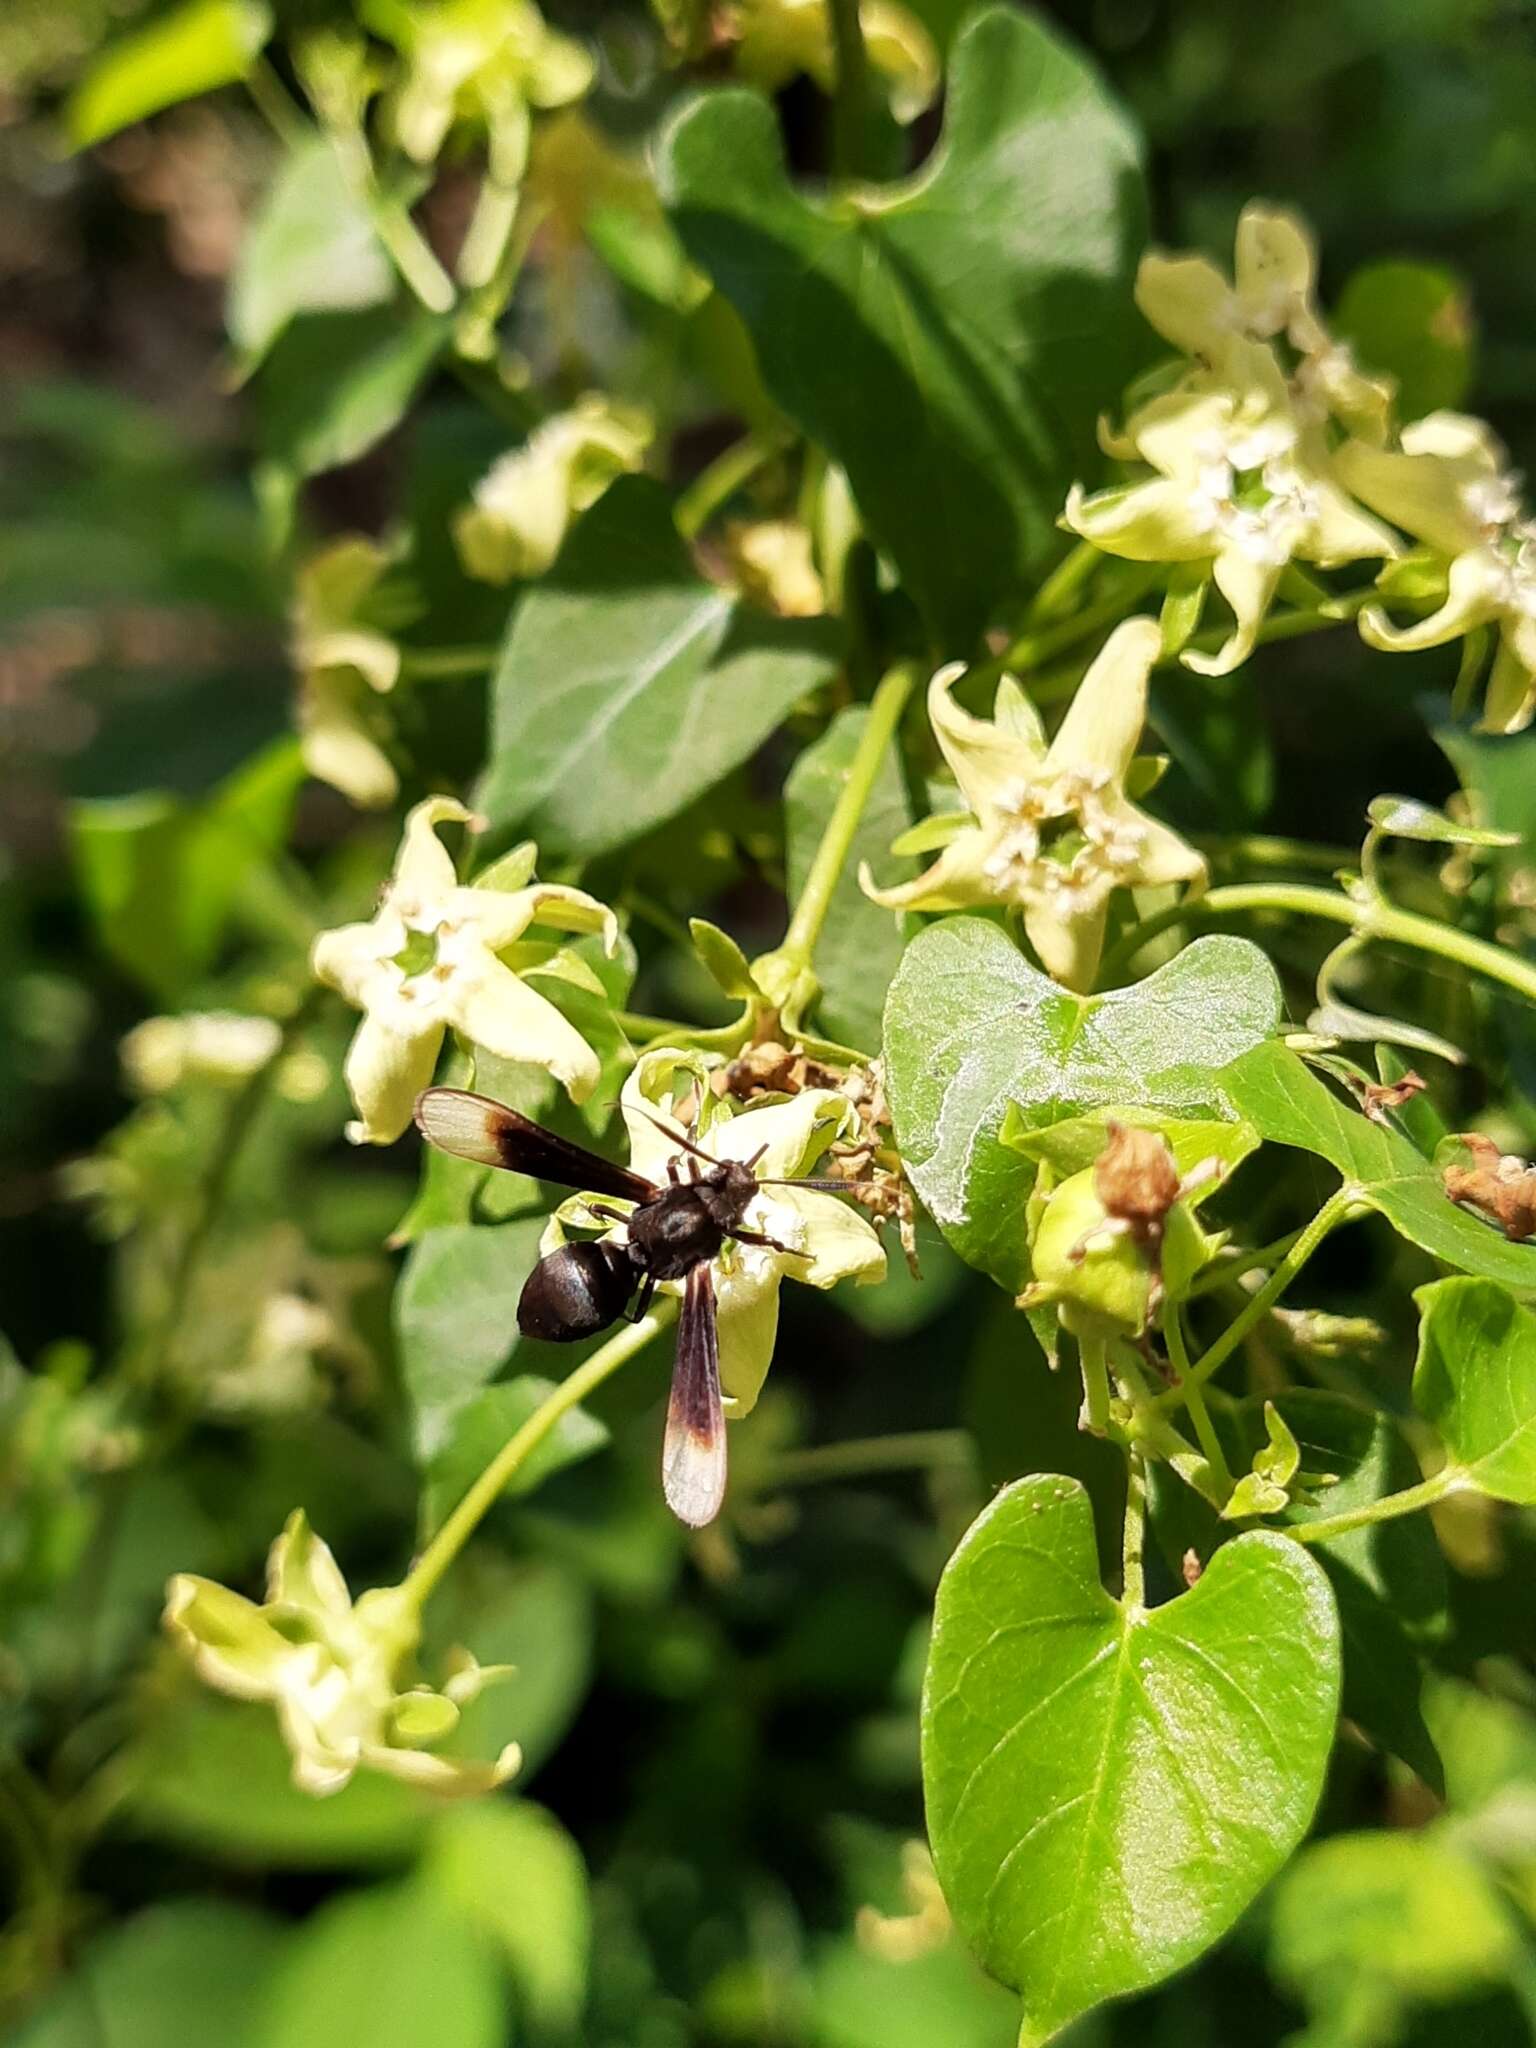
3 1 1536 2044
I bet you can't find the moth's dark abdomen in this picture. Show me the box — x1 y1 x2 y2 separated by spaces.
518 1240 635 1342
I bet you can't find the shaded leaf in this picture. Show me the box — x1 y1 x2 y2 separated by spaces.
922 1475 1339 2045
229 137 392 364
427 1802 590 2032
883 920 1279 1290
423 1553 594 1778
661 7 1146 645
257 308 446 477
1221 1041 1536 1287
395 1218 550 1457
481 477 840 857
1335 260 1476 418
1413 1277 1536 1503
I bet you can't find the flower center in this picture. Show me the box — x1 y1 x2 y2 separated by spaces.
984 772 1147 907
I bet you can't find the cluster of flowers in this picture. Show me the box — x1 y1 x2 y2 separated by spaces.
1065 204 1536 733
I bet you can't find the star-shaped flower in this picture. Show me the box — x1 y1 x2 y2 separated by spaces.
1066 385 1400 676
164 1511 519 1797
1337 412 1536 733
859 621 1206 990
453 396 652 585
312 796 617 1144
549 1049 885 1421
365 0 593 184
1134 202 1394 440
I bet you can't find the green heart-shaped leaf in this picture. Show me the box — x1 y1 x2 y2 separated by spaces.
883 920 1280 1290
1221 1041 1536 1288
923 1475 1339 2044
660 7 1146 645
1413 1278 1536 1503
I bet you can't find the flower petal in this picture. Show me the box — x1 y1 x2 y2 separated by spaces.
711 1090 851 1181
358 1738 523 1794
163 1575 294 1700
1046 617 1160 781
1063 478 1216 564
1334 434 1490 557
1024 891 1110 992
466 881 618 955
392 796 478 907
1357 545 1508 654
1182 546 1282 676
1483 630 1536 735
714 1262 782 1418
298 675 398 811
445 952 601 1103
1134 251 1233 356
1233 205 1315 337
266 1510 353 1623
857 829 996 914
311 918 398 1009
926 662 1043 810
1118 803 1207 889
343 1010 444 1145
621 1049 715 1181
769 1185 886 1289
1305 479 1403 566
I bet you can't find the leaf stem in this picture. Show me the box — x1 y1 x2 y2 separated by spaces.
1288 1465 1464 1545
1104 882 1536 1008
779 660 918 968
402 1300 676 1608
1121 1448 1147 1608
1026 540 1103 625
1080 1333 1112 1435
675 429 792 540
826 0 870 179
1155 1190 1359 1408
765 1429 973 1486
398 646 499 682
1163 1305 1232 1489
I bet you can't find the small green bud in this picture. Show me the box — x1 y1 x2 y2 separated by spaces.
1026 1167 1153 1340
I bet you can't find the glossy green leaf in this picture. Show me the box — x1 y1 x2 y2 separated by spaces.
883 920 1280 1289
228 137 392 364
424 1374 610 1533
923 1475 1339 2044
1220 1041 1536 1287
66 0 271 148
14 1901 286 2048
427 1802 590 2031
660 7 1146 645
1413 1278 1536 1503
257 308 446 477
481 477 840 857
1335 259 1475 418
1366 793 1517 849
255 1879 504 2048
785 703 915 1051
689 917 758 1000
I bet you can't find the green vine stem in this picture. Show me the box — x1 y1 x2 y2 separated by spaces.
675 429 792 540
826 0 870 179
766 1430 973 1487
1104 882 1536 1007
1121 1448 1147 1608
402 1300 676 1607
398 646 499 682
1287 1465 1464 1545
775 660 919 973
1155 1189 1361 1410
1163 1304 1232 1490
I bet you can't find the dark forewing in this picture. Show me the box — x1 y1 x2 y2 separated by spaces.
662 1263 726 1528
414 1088 652 1202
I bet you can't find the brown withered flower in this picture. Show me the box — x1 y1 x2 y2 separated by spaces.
1090 1120 1223 1254
1353 1070 1427 1127
1443 1133 1536 1242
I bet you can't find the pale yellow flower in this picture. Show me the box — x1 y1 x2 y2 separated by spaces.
121 1012 282 1094
860 621 1205 989
1066 385 1400 676
548 1049 885 1419
165 1512 518 1797
453 397 652 584
1135 203 1393 440
311 797 616 1143
1338 412 1536 733
733 0 938 122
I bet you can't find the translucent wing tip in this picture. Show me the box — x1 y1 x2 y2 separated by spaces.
662 1415 727 1528
413 1087 506 1167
